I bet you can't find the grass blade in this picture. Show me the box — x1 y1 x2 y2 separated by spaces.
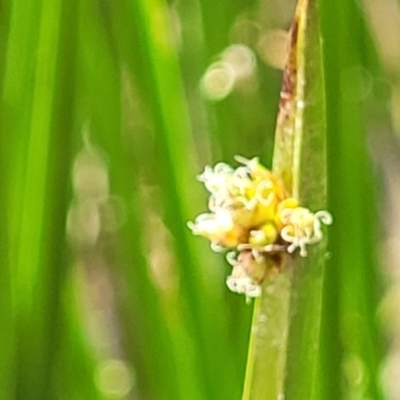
282 1 328 398
318 1 386 398
243 1 329 398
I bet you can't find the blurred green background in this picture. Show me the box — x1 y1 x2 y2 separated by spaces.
1 0 400 399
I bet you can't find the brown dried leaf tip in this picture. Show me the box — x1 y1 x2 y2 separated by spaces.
188 156 332 299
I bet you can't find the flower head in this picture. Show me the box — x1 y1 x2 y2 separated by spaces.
187 209 245 249
278 198 333 257
226 250 279 301
188 156 332 298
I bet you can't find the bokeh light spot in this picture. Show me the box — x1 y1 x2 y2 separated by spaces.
200 61 235 100
95 359 134 398
257 29 289 70
222 44 257 80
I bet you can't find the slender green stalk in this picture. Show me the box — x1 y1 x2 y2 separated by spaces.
0 0 389 399
15 0 62 306
242 272 292 400
242 297 261 400
319 0 386 398
0 7 14 397
242 1 329 398
3 1 64 398
127 0 242 398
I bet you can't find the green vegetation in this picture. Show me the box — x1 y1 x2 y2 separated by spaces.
0 0 396 399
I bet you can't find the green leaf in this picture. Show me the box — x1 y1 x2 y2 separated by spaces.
318 0 386 398
0 0 388 399
242 1 329 398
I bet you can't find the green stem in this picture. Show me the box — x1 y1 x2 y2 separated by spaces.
242 297 261 400
241 270 293 400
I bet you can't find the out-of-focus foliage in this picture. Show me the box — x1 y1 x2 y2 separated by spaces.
0 0 399 399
